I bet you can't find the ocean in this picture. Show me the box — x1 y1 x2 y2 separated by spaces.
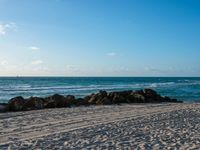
0 77 200 103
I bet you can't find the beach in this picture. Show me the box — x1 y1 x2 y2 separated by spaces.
1 103 200 149
1 0 199 149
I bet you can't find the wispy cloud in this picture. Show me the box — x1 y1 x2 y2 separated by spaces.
29 46 40 51
31 60 43 65
0 25 6 35
107 52 117 57
0 22 17 36
0 60 8 66
66 65 81 72
0 60 17 74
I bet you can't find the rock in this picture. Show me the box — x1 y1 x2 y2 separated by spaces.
102 97 112 105
85 91 112 105
44 94 67 108
84 94 93 103
86 94 97 104
7 96 25 111
2 88 182 112
44 94 77 108
96 97 112 105
24 97 44 110
66 95 75 100
128 89 165 103
129 93 146 103
99 90 107 97
171 98 178 102
0 103 7 112
143 89 162 102
65 95 76 106
76 98 90 106
87 91 107 105
129 90 143 103
144 89 158 97
163 96 179 103
163 96 171 102
108 91 132 104
133 90 145 95
112 94 126 104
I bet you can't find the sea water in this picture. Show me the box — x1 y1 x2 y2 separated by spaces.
0 77 200 103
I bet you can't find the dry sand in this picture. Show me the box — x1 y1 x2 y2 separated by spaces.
1 103 200 149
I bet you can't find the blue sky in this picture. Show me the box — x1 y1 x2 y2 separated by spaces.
0 0 200 76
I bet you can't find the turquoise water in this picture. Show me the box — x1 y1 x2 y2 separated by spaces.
0 77 200 102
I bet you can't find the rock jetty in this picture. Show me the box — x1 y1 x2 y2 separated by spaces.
1 89 182 112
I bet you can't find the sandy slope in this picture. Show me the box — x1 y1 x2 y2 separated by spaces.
0 103 200 149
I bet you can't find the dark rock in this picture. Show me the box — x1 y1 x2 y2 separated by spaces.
86 94 97 104
24 97 44 110
96 97 112 105
44 94 67 108
163 96 171 102
0 103 7 112
108 91 132 104
2 88 182 113
86 91 108 105
129 92 146 103
163 96 178 103
133 90 145 95
99 90 107 97
144 89 158 97
171 98 178 102
143 89 162 102
85 90 112 105
65 95 77 106
76 98 90 106
112 94 126 104
7 96 25 111
102 97 112 105
66 95 75 100
84 94 93 102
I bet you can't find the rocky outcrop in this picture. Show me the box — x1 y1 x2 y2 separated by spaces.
85 91 112 105
3 89 182 112
109 91 132 104
65 95 76 106
0 103 7 112
44 94 67 108
24 97 44 110
7 96 25 111
44 94 76 108
84 89 180 105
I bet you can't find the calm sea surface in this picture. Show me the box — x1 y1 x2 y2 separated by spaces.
0 77 200 103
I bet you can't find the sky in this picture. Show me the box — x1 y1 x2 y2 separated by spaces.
0 0 200 77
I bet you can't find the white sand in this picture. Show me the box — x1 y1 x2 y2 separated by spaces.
1 103 200 149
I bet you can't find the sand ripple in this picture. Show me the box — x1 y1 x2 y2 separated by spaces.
1 103 200 149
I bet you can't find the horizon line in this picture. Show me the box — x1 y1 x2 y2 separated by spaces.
0 76 200 78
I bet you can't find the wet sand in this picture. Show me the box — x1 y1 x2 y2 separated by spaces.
1 103 200 149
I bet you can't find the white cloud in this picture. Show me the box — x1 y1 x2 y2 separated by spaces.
31 60 43 65
5 22 17 31
145 67 161 72
0 60 8 66
29 46 40 51
0 60 18 75
0 22 17 36
107 52 117 57
0 25 6 35
66 65 80 72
